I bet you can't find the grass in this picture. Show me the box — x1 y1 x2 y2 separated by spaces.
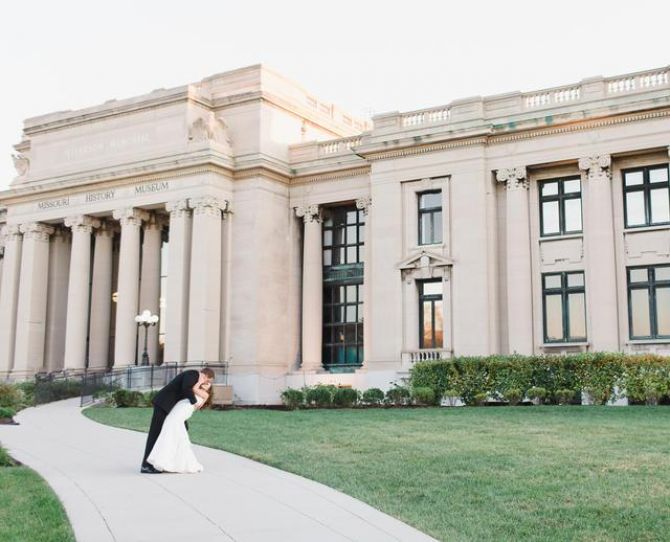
85 405 670 542
0 448 75 542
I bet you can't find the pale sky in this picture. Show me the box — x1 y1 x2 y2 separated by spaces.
1 0 668 189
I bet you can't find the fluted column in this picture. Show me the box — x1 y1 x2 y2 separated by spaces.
579 155 618 350
496 167 533 354
88 221 115 370
165 200 192 363
187 197 225 362
45 228 71 372
112 208 148 367
295 204 323 371
63 215 100 370
356 197 372 367
13 223 55 377
0 226 23 375
137 213 164 364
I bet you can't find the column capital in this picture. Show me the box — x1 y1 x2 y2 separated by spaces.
96 219 119 238
578 155 611 181
112 207 150 227
355 197 372 215
2 224 22 239
19 222 55 241
144 212 169 231
64 215 101 233
295 204 322 223
188 196 228 216
496 167 528 190
166 199 191 218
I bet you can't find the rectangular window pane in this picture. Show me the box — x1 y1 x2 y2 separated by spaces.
434 300 444 347
432 211 443 243
567 273 584 288
337 247 345 265
346 246 357 263
655 267 670 281
542 201 560 234
422 281 442 296
541 181 558 196
422 301 433 347
630 269 648 283
649 167 669 184
630 288 651 337
323 230 332 246
346 211 357 224
334 306 344 323
656 287 670 336
568 292 586 339
420 192 441 209
346 285 357 303
333 227 344 245
334 346 345 364
626 191 646 226
545 294 564 340
358 245 365 263
564 198 582 232
323 249 332 266
563 179 581 194
650 188 670 224
544 275 562 289
345 324 356 343
346 305 357 322
625 171 644 186
358 224 365 244
346 225 357 244
420 213 433 244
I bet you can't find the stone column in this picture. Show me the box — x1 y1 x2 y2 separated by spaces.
187 197 225 363
13 223 55 377
112 208 148 367
137 213 164 364
63 215 100 371
496 167 533 354
579 155 618 351
164 200 192 363
0 226 23 375
88 221 115 370
356 197 372 367
44 228 71 372
295 204 323 371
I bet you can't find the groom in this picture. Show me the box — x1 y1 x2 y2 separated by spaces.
141 367 215 473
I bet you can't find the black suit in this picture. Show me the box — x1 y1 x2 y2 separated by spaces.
142 370 199 468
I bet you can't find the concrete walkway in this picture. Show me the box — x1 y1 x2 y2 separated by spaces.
0 399 438 542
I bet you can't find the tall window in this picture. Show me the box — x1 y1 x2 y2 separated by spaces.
627 265 670 339
322 205 364 370
419 280 443 348
623 164 670 228
542 272 587 343
418 191 443 245
539 177 582 236
158 235 168 364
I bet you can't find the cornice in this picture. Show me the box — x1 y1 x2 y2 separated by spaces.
362 136 489 162
291 166 371 185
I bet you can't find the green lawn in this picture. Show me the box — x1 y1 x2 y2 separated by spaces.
85 406 670 542
0 448 75 542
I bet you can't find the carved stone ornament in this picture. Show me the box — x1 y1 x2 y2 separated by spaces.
64 215 101 234
12 154 29 177
295 204 321 223
188 112 232 148
355 196 372 215
578 155 611 181
496 167 528 190
112 208 150 228
19 222 55 241
188 196 229 217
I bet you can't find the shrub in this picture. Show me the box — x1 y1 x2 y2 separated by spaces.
34 379 81 404
0 384 24 410
333 387 359 408
305 385 334 408
0 406 16 419
112 389 144 408
0 446 15 467
361 388 385 406
503 388 523 406
527 386 547 404
385 383 410 406
280 388 304 410
622 358 670 405
411 386 436 406
14 381 35 405
142 390 159 407
473 392 489 406
556 388 576 405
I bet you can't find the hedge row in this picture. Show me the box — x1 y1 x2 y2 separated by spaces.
409 353 670 405
280 384 436 409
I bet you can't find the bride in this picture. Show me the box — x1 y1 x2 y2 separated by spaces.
147 382 210 473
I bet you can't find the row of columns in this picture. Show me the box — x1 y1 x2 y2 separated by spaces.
496 155 617 354
0 196 230 377
294 196 372 372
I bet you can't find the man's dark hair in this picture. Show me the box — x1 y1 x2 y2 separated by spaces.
200 367 215 379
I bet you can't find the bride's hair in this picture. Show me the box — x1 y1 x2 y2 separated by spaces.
199 384 213 409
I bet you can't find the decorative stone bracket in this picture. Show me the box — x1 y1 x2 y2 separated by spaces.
397 250 453 283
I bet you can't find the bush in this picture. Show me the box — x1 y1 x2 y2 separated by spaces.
473 392 489 406
556 388 576 405
503 388 523 406
0 446 15 467
112 389 144 408
361 388 385 406
280 388 304 410
527 386 547 404
0 384 24 410
14 381 35 405
385 383 410 406
333 387 359 408
411 386 436 406
305 385 334 408
34 379 81 404
622 358 670 405
0 406 16 419
142 390 159 407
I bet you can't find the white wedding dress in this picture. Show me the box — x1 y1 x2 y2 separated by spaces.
147 397 204 473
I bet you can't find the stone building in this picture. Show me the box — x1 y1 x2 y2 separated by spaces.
0 64 669 403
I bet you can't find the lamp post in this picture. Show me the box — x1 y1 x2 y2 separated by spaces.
135 309 159 366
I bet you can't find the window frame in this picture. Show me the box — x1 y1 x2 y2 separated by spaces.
541 271 587 343
627 264 670 340
622 163 670 229
538 176 583 237
417 190 443 246
418 279 444 349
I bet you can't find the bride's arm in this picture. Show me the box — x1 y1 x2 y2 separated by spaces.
192 386 209 409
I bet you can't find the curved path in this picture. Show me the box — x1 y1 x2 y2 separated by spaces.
0 399 437 542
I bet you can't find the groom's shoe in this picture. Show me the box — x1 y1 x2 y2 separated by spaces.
140 465 162 474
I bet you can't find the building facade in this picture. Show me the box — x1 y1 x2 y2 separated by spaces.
0 65 669 403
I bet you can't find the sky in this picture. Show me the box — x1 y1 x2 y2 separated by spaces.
0 0 669 189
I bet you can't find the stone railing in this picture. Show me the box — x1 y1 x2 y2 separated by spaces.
606 68 669 94
289 135 366 163
401 349 451 365
524 86 581 109
401 107 451 127
318 136 363 155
